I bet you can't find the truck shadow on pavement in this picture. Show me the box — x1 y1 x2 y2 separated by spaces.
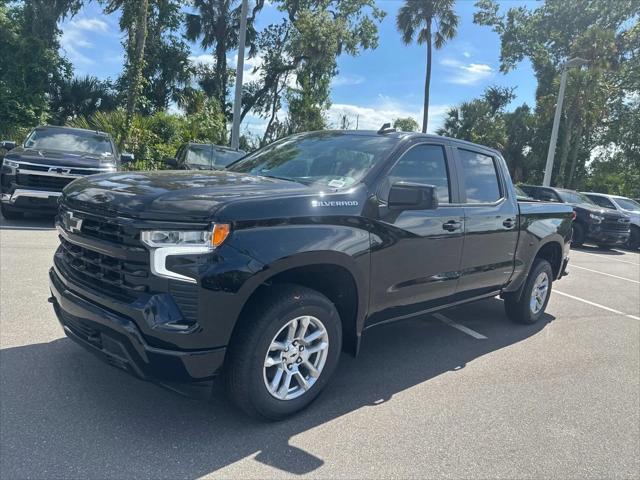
0 298 553 478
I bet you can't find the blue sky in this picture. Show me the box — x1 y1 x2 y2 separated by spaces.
59 0 538 135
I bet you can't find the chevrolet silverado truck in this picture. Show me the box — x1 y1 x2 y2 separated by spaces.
49 130 573 420
520 185 631 248
1 125 133 219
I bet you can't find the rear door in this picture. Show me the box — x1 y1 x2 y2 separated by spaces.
368 141 465 325
453 147 519 300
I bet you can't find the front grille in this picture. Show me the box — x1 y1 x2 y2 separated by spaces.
81 217 139 245
603 219 630 232
17 173 74 190
55 237 149 301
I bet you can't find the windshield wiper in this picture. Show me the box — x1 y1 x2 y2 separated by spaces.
258 174 308 184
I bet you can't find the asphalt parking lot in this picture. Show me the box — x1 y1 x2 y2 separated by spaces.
1 215 639 479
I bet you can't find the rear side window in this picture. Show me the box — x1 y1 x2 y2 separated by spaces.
388 144 451 203
459 149 502 203
588 195 615 209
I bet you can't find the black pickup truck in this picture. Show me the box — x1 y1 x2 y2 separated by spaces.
49 130 573 419
519 185 631 248
1 126 133 219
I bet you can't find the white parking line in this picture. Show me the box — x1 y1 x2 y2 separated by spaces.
569 264 640 284
433 313 487 339
572 250 640 266
554 290 640 321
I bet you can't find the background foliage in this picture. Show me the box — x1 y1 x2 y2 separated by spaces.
0 0 638 196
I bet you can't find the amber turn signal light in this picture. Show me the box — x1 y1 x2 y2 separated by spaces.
212 223 231 247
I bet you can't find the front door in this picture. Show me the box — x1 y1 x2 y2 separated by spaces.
368 142 465 326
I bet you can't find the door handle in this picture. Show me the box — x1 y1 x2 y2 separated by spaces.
442 220 462 232
503 218 516 228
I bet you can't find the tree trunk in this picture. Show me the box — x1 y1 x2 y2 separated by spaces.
422 23 432 133
567 121 585 188
215 36 227 114
125 0 149 134
556 111 575 187
262 80 283 145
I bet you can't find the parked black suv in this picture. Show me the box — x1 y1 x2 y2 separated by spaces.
165 142 245 170
1 126 133 219
50 131 573 419
520 185 631 248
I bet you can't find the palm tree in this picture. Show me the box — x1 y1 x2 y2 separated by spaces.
396 0 459 133
50 76 118 124
185 0 263 117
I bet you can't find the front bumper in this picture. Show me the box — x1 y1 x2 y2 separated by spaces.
587 227 630 246
49 267 226 383
1 189 61 211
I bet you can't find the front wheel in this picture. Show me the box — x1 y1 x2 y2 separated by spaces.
505 258 553 324
224 285 342 420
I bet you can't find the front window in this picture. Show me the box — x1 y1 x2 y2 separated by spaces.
613 197 640 212
227 132 400 188
24 129 113 156
557 190 596 206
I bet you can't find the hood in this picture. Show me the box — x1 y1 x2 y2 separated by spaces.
61 170 312 221
5 147 116 168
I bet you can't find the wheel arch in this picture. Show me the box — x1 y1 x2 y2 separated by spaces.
232 252 367 357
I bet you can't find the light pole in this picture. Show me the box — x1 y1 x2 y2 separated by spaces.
231 0 249 150
542 57 588 186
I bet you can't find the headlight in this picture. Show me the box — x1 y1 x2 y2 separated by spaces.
141 224 230 283
2 159 19 168
589 213 604 223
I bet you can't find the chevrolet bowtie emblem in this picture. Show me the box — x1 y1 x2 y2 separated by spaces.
62 211 83 233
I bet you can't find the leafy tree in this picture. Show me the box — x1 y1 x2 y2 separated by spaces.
0 1 81 137
50 76 118 124
474 0 638 189
396 0 459 133
242 0 385 142
393 117 420 132
103 0 151 136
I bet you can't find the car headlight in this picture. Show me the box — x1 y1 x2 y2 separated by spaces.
2 159 19 168
589 213 604 223
141 224 230 283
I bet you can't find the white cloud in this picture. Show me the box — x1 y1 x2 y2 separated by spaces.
441 58 494 85
332 74 365 87
327 95 449 133
72 18 109 32
462 51 471 58
60 17 113 66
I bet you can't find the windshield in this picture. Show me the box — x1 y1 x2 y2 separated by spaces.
557 190 596 206
514 185 534 200
185 145 211 169
227 132 400 188
24 129 113 156
213 148 244 167
614 197 640 212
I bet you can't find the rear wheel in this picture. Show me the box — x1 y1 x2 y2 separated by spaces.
571 222 585 247
505 259 553 325
0 203 23 220
224 284 342 420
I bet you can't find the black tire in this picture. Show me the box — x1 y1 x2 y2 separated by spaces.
504 258 553 325
627 226 640 250
0 203 23 220
224 284 342 420
571 222 585 247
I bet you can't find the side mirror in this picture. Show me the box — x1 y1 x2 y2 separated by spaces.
120 152 135 163
388 182 439 211
1 141 17 151
164 157 179 168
